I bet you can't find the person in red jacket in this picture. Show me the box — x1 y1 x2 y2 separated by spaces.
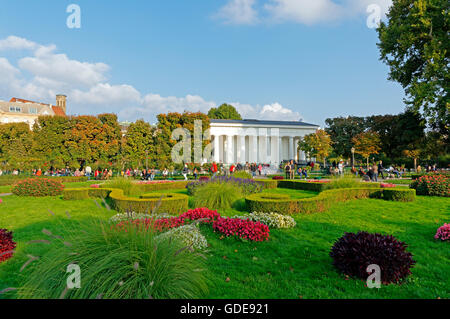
230 164 235 175
211 162 218 178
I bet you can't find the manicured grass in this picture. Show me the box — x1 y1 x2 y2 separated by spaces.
0 187 449 299
203 196 450 299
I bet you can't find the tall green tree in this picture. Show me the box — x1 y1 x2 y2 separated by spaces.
325 116 366 158
208 104 242 120
377 0 449 135
122 120 155 169
0 123 34 170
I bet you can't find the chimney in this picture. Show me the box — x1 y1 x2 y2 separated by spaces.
56 94 67 114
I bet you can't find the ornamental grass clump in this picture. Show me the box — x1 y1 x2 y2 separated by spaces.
12 178 64 197
0 229 16 263
434 223 450 241
410 175 449 197
19 218 208 299
187 176 262 196
193 182 242 210
104 177 141 196
330 232 416 284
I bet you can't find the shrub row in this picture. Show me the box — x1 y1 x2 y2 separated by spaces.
12 178 65 197
0 175 87 186
246 188 416 215
100 180 190 192
254 179 278 189
63 188 188 215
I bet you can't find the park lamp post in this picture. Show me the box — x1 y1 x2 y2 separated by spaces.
351 147 355 167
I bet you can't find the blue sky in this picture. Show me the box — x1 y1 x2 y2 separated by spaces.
0 0 403 126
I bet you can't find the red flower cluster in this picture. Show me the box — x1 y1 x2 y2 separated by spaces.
90 184 100 188
272 176 284 180
410 174 449 197
305 179 330 183
213 217 270 242
435 223 450 241
179 207 220 224
11 178 65 197
381 183 396 188
0 229 16 263
114 207 271 242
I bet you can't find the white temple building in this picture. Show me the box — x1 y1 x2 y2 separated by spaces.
209 119 319 165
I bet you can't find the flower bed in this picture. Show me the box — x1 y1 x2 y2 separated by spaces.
12 178 64 197
0 228 16 263
435 223 450 241
137 180 175 185
213 217 270 242
380 183 396 188
410 174 449 197
186 176 263 196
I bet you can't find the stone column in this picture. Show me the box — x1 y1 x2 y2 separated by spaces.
289 136 294 160
249 135 257 163
271 135 279 165
258 128 267 163
225 135 234 164
237 135 246 164
294 138 299 161
213 135 220 163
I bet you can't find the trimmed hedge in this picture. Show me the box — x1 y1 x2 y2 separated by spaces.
277 180 327 192
382 189 416 202
63 188 188 215
246 188 413 215
100 181 190 192
254 179 278 189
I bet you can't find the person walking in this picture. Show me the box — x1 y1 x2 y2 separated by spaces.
378 161 385 179
372 163 379 182
338 161 344 176
182 164 189 181
290 160 295 180
285 162 291 180
193 167 198 180
258 164 263 176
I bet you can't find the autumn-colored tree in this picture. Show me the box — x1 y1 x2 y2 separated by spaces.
298 129 332 163
0 123 35 170
352 131 381 168
403 149 421 171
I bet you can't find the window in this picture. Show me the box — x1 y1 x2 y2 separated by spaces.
9 106 22 113
29 107 38 114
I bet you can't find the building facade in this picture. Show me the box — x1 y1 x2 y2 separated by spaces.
209 119 319 165
0 95 67 128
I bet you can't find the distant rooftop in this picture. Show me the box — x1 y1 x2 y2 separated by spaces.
210 118 319 127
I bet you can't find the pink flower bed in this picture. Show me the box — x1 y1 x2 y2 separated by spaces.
435 223 450 241
179 207 220 224
0 198 3 204
305 180 330 183
213 217 270 242
90 184 100 188
381 183 396 188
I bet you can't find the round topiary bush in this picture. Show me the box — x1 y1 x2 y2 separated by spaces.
330 231 416 284
12 178 64 197
0 228 16 263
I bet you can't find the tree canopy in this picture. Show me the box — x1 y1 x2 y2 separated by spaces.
207 104 242 120
377 0 449 136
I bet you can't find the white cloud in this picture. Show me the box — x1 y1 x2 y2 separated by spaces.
215 0 392 25
0 35 37 51
265 0 343 25
214 0 259 25
231 102 303 121
0 35 304 123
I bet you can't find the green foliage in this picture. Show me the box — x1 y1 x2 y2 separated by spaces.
322 177 363 190
410 174 449 197
12 178 64 197
232 171 252 179
122 120 155 168
103 177 140 196
193 182 241 210
19 219 208 299
0 123 34 170
377 0 449 134
207 103 242 120
383 189 416 202
298 129 332 162
246 187 411 215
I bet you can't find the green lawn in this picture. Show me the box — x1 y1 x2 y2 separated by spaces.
0 187 449 299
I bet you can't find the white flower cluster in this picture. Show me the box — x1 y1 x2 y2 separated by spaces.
157 224 208 251
110 212 152 223
234 212 296 229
